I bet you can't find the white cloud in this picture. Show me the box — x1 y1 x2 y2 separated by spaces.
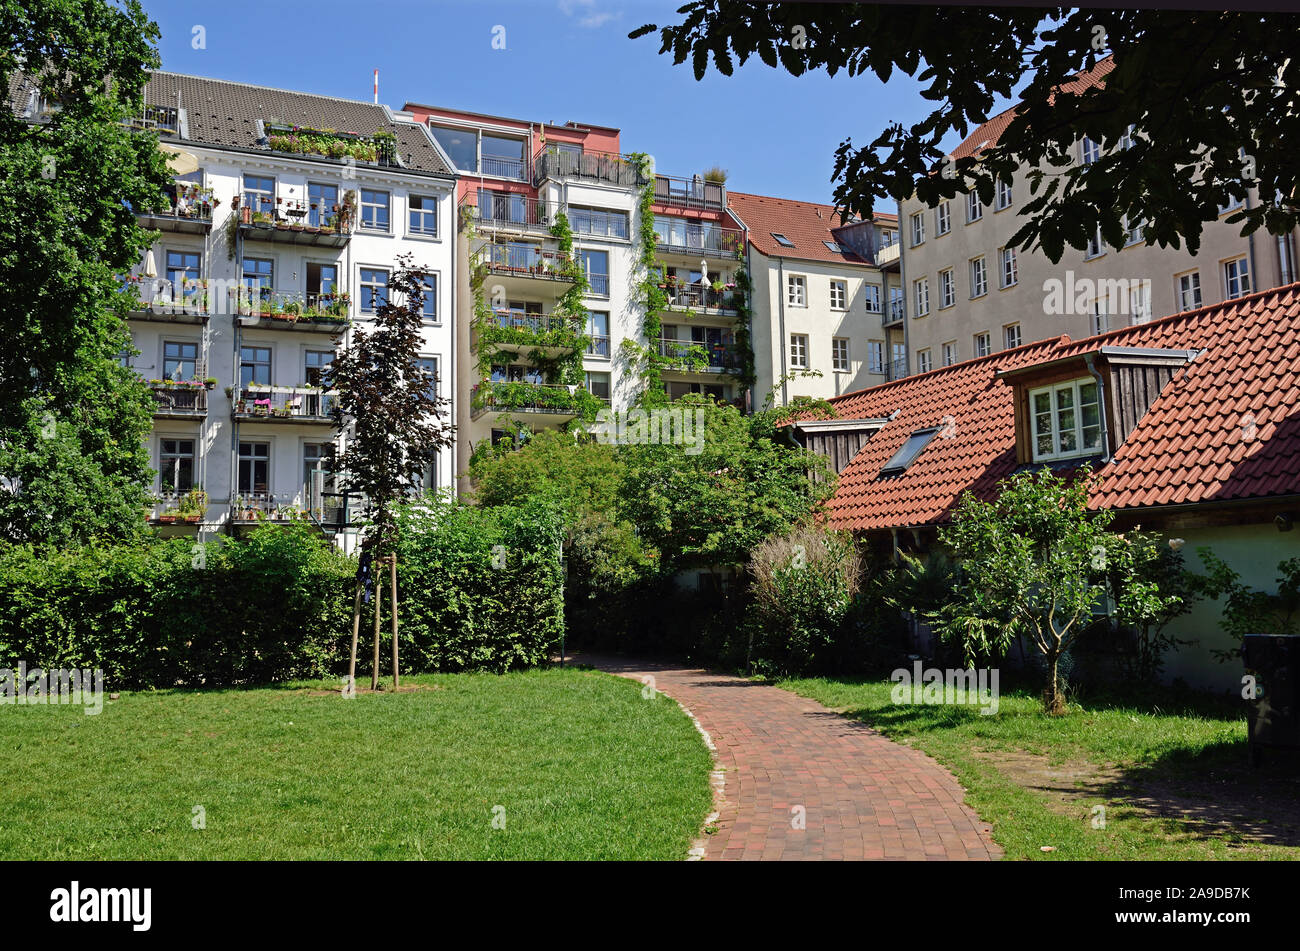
558 0 617 29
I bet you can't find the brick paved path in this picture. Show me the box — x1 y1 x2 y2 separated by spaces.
575 654 1001 861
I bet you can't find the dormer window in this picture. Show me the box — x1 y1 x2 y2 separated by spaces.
1029 379 1102 461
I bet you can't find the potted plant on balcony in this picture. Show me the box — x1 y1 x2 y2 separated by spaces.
177 488 208 523
204 377 218 390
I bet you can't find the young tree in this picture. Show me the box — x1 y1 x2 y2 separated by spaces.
930 467 1180 715
0 0 171 546
631 6 1300 261
325 254 455 684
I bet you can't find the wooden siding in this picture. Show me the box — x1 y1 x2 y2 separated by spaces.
805 429 874 478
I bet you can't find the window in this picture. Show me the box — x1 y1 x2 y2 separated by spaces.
586 310 610 357
1030 379 1103 461
910 211 925 246
823 241 842 253
360 189 390 231
570 206 628 239
787 274 806 306
970 256 988 298
1004 323 1022 349
882 428 940 474
304 350 332 387
973 332 991 358
1225 257 1251 299
1177 271 1202 311
579 249 609 297
242 257 273 297
863 283 881 313
303 443 331 508
917 349 932 374
1085 225 1105 259
995 178 1013 210
360 267 389 313
1119 124 1136 151
166 250 201 304
415 272 438 321
829 279 847 310
832 337 850 372
306 263 339 309
868 341 885 374
1081 136 1101 165
966 191 982 223
408 194 439 236
308 182 339 230
240 345 271 386
429 125 478 171
1218 194 1246 216
879 229 897 248
1129 282 1152 324
1124 216 1145 246
1000 247 1018 288
159 438 195 494
479 134 526 180
942 341 957 366
238 441 270 495
936 201 951 235
790 333 809 369
586 371 611 402
939 268 955 308
771 232 795 248
914 277 929 316
162 340 198 380
415 356 440 401
1090 297 1109 336
243 174 274 215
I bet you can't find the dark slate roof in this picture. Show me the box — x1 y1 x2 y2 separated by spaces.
144 71 453 177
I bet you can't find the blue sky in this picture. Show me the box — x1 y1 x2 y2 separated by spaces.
143 0 968 211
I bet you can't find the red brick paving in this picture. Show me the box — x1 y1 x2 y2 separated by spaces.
575 654 1001 861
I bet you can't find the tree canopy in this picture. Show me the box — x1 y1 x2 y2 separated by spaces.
631 4 1300 261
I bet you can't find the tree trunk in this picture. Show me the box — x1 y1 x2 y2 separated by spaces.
346 574 363 690
372 556 383 691
390 554 399 689
1043 650 1067 715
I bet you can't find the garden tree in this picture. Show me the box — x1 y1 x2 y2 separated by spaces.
0 0 171 545
926 467 1181 715
1196 550 1300 661
468 428 623 516
1107 531 1197 680
631 5 1300 261
324 255 454 687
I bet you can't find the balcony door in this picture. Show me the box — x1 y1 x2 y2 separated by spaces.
238 441 270 497
306 263 338 309
307 183 339 229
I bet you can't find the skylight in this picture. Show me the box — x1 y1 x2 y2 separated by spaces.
771 232 795 247
823 240 842 252
881 427 940 475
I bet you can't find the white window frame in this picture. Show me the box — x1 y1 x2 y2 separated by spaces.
942 341 957 366
863 283 882 313
1081 136 1100 165
966 191 982 223
917 349 932 374
1000 247 1018 288
973 332 991 358
938 268 955 309
829 279 847 310
1004 323 1022 349
910 211 925 246
831 337 850 372
1224 256 1251 299
1176 270 1202 311
787 274 806 307
935 201 951 235
407 194 440 237
790 333 809 369
995 178 1013 210
867 341 885 374
359 188 391 232
970 256 988 298
914 277 930 316
1029 378 1104 462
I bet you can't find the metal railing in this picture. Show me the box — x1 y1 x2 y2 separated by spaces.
662 283 737 310
532 147 647 188
587 335 611 358
654 222 745 257
460 193 558 232
478 243 574 281
233 385 333 420
236 287 351 322
886 357 909 381
652 174 725 210
484 309 573 335
472 381 578 415
235 194 354 234
481 153 528 181
138 182 215 223
656 338 743 371
882 299 905 327
149 382 208 414
586 273 610 297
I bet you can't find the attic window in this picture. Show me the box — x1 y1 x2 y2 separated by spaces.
1029 379 1103 462
823 240 842 252
881 427 940 475
771 232 795 248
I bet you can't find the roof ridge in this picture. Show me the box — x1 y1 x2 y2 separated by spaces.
149 69 397 115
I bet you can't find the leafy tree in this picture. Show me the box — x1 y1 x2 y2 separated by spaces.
1108 531 1197 680
631 5 1300 260
1196 549 1300 661
928 467 1180 715
468 428 623 516
0 0 170 545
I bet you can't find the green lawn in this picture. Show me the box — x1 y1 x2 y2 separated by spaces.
776 677 1300 860
0 668 713 860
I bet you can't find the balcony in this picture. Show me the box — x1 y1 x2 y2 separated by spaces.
886 357 909 382
136 182 215 234
882 299 905 328
661 282 739 315
230 492 318 525
476 242 577 298
652 174 725 211
148 381 209 418
232 385 334 424
235 194 352 247
460 193 560 236
235 288 351 333
126 277 209 324
532 147 647 188
586 335 611 359
475 309 584 358
149 490 207 526
876 242 901 268
264 123 399 168
656 338 744 373
654 222 745 259
471 381 580 424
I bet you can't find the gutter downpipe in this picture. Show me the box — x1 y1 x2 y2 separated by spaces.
896 197 908 380
1083 352 1111 463
1246 186 1259 292
777 256 789 405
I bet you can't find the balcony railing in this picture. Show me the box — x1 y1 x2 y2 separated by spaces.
587 335 611 358
886 357 909 382
460 193 559 233
231 492 316 523
532 147 648 188
235 287 351 328
233 385 333 421
477 243 575 282
137 182 215 230
471 381 579 419
126 277 210 321
654 222 745 257
876 242 901 267
480 153 528 181
656 338 743 372
483 309 574 335
234 193 354 244
882 299 905 327
652 174 725 210
662 283 737 311
148 381 209 416
586 273 610 297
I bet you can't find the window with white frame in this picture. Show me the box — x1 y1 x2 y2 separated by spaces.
973 332 991 358
970 256 988 298
917 348 932 374
868 341 885 374
1090 297 1109 336
408 194 439 236
1129 281 1152 324
790 333 809 368
242 174 275 215
570 205 629 239
942 341 957 366
936 201 951 235
239 344 271 387
1000 247 1018 287
1218 194 1246 216
1081 136 1101 165
910 211 925 246
238 440 270 495
863 283 881 313
586 371 611 402
360 189 390 231
787 274 806 306
159 438 195 494
1004 323 1022 349
1124 216 1145 246
1177 271 1202 311
1085 225 1104 259
415 272 438 321
1119 124 1136 151
939 268 955 308
360 267 389 313
1225 257 1251 299
995 177 1013 210
966 191 982 223
829 279 847 310
914 277 930 316
1030 378 1104 461
832 337 850 372
162 340 198 380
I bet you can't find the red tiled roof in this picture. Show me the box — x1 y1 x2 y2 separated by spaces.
727 191 882 266
951 55 1115 160
813 281 1300 532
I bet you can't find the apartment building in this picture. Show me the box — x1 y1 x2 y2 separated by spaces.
899 56 1300 374
72 72 457 547
727 191 903 405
